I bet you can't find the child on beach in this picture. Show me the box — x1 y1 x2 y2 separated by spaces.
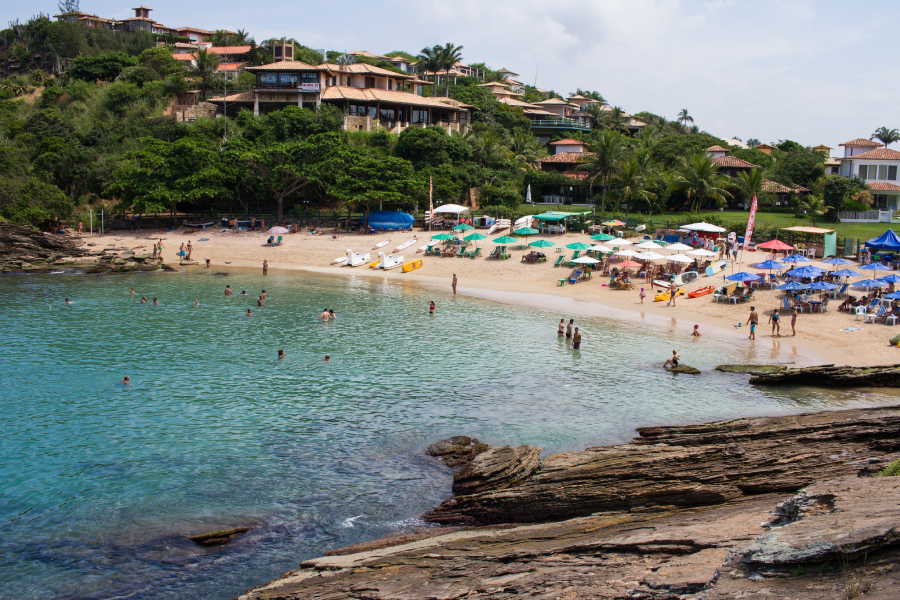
692 325 701 337
662 350 681 369
639 287 645 304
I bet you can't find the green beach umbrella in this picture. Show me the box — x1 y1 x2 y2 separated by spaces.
431 233 455 241
452 223 474 232
590 233 616 241
566 242 593 250
514 226 539 244
464 232 488 247
529 239 555 248
493 235 518 244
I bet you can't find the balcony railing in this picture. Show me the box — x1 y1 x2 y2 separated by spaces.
529 119 591 129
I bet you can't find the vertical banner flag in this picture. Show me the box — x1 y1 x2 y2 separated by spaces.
743 193 758 251
428 176 434 232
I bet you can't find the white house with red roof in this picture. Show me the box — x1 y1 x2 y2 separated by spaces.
838 139 900 209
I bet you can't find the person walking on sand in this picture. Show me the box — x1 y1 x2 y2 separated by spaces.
452 274 457 295
572 327 582 350
667 281 678 307
263 260 268 276
791 307 798 337
748 306 759 340
663 350 681 369
639 287 645 304
558 318 565 336
769 308 781 337
206 258 210 269
178 243 186 261
566 319 574 339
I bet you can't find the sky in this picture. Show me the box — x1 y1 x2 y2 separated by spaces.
29 0 900 149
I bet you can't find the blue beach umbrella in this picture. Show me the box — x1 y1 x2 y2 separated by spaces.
859 262 890 272
853 279 887 289
877 273 900 284
781 254 812 263
785 265 825 278
882 291 900 300
807 281 838 290
725 272 760 282
821 258 855 266
752 260 785 270
829 269 862 278
776 281 810 290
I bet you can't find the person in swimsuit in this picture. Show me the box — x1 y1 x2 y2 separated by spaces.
120 375 129 385
791 307 798 336
319 309 330 321
278 349 285 359
429 301 435 314
263 260 268 276
240 290 246 296
225 285 232 295
246 309 252 317
324 355 331 362
667 281 678 307
261 290 267 300
692 324 701 337
152 298 159 306
663 350 681 368
141 296 147 304
129 288 135 295
186 241 193 260
748 306 758 340
64 298 73 304
558 318 565 336
206 258 211 268
195 299 199 307
769 308 780 337
572 327 582 350
257 296 264 306
179 243 185 259
328 309 336 320
566 319 574 339
640 287 645 304
452 274 457 295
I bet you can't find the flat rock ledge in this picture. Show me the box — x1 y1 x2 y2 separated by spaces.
716 364 787 374
751 363 900 387
235 475 900 600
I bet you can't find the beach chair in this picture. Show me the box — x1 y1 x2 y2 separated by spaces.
568 270 582 285
266 236 274 246
489 247 500 259
469 247 481 259
554 255 564 267
275 236 283 246
781 296 793 312
572 251 581 260
836 283 849 298
865 303 888 324
456 246 466 257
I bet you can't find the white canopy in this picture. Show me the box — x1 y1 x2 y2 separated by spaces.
571 255 600 264
665 243 693 251
637 251 665 261
433 204 470 214
608 239 632 245
636 240 663 249
687 248 717 257
681 222 726 233
614 249 640 258
667 254 694 263
589 244 613 253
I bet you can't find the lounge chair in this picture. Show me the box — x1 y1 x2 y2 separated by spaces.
866 303 888 324
275 235 283 246
469 247 481 259
554 255 564 267
441 247 456 257
572 251 581 260
781 296 793 312
456 246 466 257
489 247 500 259
568 270 582 285
836 283 849 297
266 236 275 246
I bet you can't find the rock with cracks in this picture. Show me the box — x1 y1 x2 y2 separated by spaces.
750 363 900 387
452 444 542 496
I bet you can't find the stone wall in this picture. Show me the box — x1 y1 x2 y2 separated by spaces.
175 102 218 122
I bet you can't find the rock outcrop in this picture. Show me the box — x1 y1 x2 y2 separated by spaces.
426 436 489 468
452 444 542 496
236 475 900 600
189 527 250 546
715 364 787 374
751 363 900 387
423 406 900 525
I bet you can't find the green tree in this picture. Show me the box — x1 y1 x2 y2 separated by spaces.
57 0 79 14
437 42 464 97
0 176 74 225
138 47 185 77
191 49 220 99
772 149 825 187
871 127 900 148
335 149 421 213
736 167 772 208
801 193 832 226
70 52 138 82
819 174 853 221
416 45 442 97
676 108 694 130
577 130 626 211
609 157 656 214
672 152 732 212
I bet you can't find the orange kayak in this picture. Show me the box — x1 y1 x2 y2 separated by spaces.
688 285 716 298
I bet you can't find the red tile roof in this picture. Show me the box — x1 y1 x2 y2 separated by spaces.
549 138 586 146
246 61 327 72
321 86 467 110
706 145 728 152
868 182 900 191
761 180 793 193
208 46 251 54
791 184 810 193
840 148 900 160
839 138 883 147
540 151 594 164
712 156 759 169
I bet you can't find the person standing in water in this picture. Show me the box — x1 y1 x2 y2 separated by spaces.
141 296 147 304
558 318 565 336
791 307 798 337
246 309 253 317
263 260 268 276
324 355 331 362
261 290 267 300
639 287 645 304
195 299 199 307
129 288 135 295
566 319 574 339
452 274 457 295
278 349 285 359
224 285 232 295
318 308 330 321
328 309 336 320
572 327 582 350
769 308 780 337
152 298 159 306
429 301 435 314
667 281 678 307
257 296 264 306
748 306 758 340
205 258 211 269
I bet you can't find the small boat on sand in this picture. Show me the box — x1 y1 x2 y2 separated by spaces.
673 271 699 286
394 237 417 252
343 249 371 267
688 285 716 298
402 259 423 273
372 239 391 250
488 219 510 234
332 256 348 265
377 252 405 270
652 279 673 289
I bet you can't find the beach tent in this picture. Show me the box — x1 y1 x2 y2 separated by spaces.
366 211 414 231
432 204 470 214
864 229 900 252
681 222 726 233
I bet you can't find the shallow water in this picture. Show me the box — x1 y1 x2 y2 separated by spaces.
0 268 896 599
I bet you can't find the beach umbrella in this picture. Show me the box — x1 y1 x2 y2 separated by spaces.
609 238 632 245
883 292 900 300
665 242 693 252
785 265 825 278
493 235 518 245
781 254 811 263
614 249 640 257
776 281 810 290
590 233 616 241
636 240 662 249
463 232 489 248
687 248 717 257
431 233 455 241
667 254 693 264
267 226 289 234
807 281 839 290
757 240 793 251
566 242 594 250
572 256 600 265
589 244 613 253
637 251 665 261
617 260 642 269
602 219 626 227
725 272 761 282
528 239 555 249
452 223 474 232
753 259 785 270
853 279 887 289
860 262 890 273
514 226 539 244
878 273 900 284
829 269 863 278
821 258 855 266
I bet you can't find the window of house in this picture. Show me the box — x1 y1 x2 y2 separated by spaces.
379 108 395 122
879 165 889 180
859 165 869 179
364 76 375 88
301 73 318 84
279 73 298 86
348 104 367 116
259 73 278 85
411 110 428 124
890 166 898 180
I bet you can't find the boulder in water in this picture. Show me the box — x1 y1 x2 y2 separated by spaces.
188 526 250 546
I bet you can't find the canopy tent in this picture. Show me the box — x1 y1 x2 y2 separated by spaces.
680 222 726 233
533 211 591 222
781 226 835 234
432 204 470 214
864 229 900 252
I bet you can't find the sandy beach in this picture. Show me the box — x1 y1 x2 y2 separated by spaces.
99 227 898 367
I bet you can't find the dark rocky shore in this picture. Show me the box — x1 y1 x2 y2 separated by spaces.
237 406 900 599
0 222 161 273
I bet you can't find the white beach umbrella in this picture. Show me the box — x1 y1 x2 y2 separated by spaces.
572 255 600 264
610 239 633 245
687 248 717 257
665 243 693 252
615 249 640 258
636 240 661 249
681 222 727 233
637 251 665 261
667 254 693 264
589 244 613 253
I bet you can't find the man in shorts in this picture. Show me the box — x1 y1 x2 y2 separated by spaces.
572 327 582 350
748 306 758 340
566 319 574 339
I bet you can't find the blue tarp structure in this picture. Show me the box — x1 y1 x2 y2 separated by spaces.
864 229 900 252
365 211 414 231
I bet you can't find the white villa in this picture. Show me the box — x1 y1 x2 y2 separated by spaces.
838 139 900 209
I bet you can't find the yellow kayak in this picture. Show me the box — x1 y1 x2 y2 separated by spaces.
655 287 684 302
401 259 423 273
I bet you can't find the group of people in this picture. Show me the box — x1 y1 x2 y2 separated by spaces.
744 305 798 339
557 318 582 350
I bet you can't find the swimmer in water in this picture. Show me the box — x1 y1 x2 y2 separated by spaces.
152 298 159 306
261 290 267 300
129 288 135 295
318 308 330 322
328 309 335 320
278 349 285 359
225 285 232 296
429 301 435 314
195 299 199 307
141 296 147 304
120 375 130 385
257 296 263 306
324 355 331 362
64 298 73 305
246 309 252 317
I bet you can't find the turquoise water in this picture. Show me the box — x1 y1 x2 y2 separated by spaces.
1 269 896 599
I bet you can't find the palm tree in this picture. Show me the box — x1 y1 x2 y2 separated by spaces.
603 106 627 132
191 49 220 99
871 127 900 148
473 130 511 167
610 157 656 215
416 45 442 97
230 29 249 45
437 43 463 97
576 130 626 212
507 131 546 171
746 138 761 147
801 194 832 227
672 152 732 213
335 53 357 66
736 167 771 208
676 108 694 132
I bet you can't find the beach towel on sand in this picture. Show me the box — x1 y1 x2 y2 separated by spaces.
841 327 861 333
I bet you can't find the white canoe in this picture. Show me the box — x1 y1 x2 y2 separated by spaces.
372 239 391 250
514 215 533 229
394 237 418 252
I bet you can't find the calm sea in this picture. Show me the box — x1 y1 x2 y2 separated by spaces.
0 268 895 599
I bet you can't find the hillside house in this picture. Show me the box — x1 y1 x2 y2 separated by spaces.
705 145 759 177
838 139 900 209
536 139 595 204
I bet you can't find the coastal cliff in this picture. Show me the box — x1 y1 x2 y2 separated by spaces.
237 406 900 599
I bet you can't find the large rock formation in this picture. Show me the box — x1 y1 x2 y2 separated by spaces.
423 406 900 525
750 363 900 387
236 475 900 600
